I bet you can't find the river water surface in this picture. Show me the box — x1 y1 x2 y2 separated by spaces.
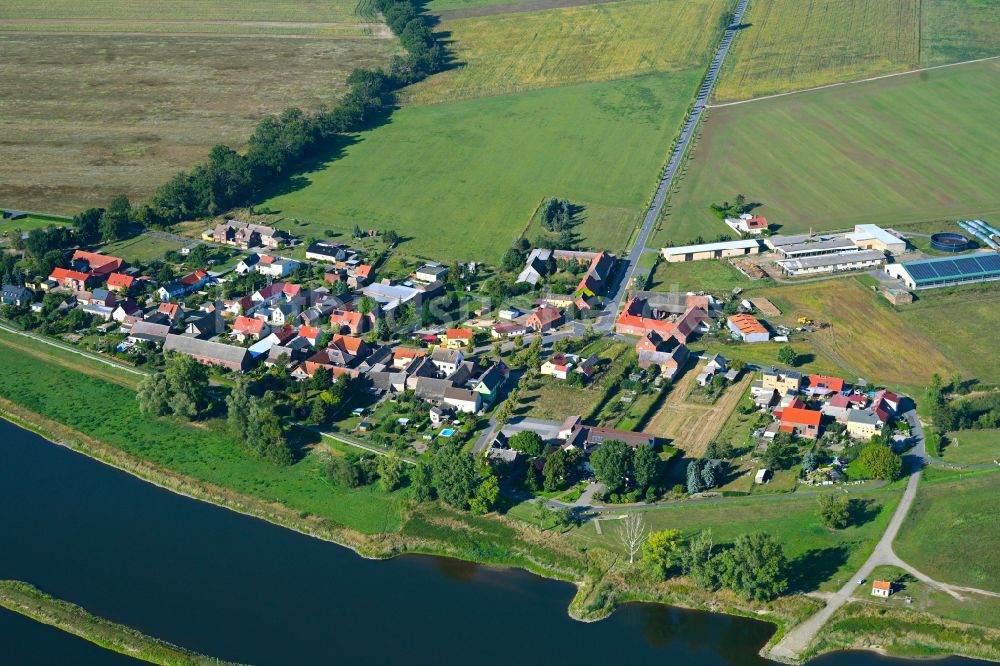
0 419 986 665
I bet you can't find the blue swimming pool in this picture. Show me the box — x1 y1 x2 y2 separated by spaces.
439 428 455 437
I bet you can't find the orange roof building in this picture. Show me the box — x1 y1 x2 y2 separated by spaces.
778 406 822 439
727 314 770 342
71 250 123 276
809 374 845 393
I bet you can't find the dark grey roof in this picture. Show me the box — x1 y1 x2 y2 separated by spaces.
414 376 451 400
431 347 462 364
164 334 251 366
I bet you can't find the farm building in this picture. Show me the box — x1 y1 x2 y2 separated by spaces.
771 236 858 259
847 224 906 254
164 334 254 372
727 314 769 342
776 249 886 277
725 214 768 235
661 239 760 263
884 253 1000 290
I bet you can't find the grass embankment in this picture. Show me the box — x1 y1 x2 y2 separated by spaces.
265 71 702 262
894 468 1000 592
661 59 1000 244
0 580 244 666
0 1 399 212
807 559 1000 663
404 0 731 104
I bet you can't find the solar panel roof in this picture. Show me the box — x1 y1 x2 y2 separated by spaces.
902 252 1000 282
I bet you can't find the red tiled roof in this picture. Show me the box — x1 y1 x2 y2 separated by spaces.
781 407 821 427
157 302 180 318
107 272 134 289
233 316 265 335
872 580 892 591
446 328 472 340
331 334 365 354
354 264 373 278
50 267 90 282
179 270 208 286
71 250 123 274
728 314 768 335
809 374 845 392
298 325 321 340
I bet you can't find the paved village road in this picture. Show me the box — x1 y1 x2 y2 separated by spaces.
595 0 750 331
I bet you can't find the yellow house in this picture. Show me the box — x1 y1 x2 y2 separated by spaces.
761 368 803 396
846 410 882 440
439 328 472 350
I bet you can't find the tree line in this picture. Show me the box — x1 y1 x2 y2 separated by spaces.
77 0 445 231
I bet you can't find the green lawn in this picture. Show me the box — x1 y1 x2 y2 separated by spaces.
568 486 903 593
691 339 845 380
263 71 702 262
661 59 1000 245
99 234 187 264
522 201 640 255
895 469 1000 592
0 214 72 233
645 258 765 294
940 429 1000 466
0 330 404 534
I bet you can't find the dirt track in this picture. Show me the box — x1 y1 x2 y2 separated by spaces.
647 365 751 458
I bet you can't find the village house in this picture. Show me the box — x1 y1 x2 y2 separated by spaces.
210 220 288 250
256 255 301 279
443 386 481 414
562 423 655 453
759 368 803 396
440 328 473 350
846 409 883 440
725 213 768 235
473 363 508 404
430 347 464 375
329 309 369 336
298 335 372 380
106 272 135 293
777 404 822 439
296 325 322 347
184 310 225 339
871 580 893 598
516 248 552 285
305 241 351 263
429 405 453 427
48 267 93 291
616 297 710 343
157 269 208 302
415 263 448 283
696 354 729 386
492 321 528 339
526 305 563 333
807 374 846 395
1 284 33 306
392 347 426 370
71 250 123 277
232 315 269 343
235 254 260 275
541 353 575 380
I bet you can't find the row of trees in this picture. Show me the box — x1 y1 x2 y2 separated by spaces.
226 380 295 466
635 520 790 602
411 447 499 514
78 0 445 231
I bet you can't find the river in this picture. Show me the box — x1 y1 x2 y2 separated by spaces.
0 419 986 665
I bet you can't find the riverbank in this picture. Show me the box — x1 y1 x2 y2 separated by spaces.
0 354 995 664
0 580 245 666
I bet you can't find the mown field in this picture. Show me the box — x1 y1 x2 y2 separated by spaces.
404 0 731 104
713 0 921 102
896 284 1000 386
568 486 903 593
521 201 639 254
757 279 957 393
921 0 1000 65
0 330 405 534
0 1 398 214
264 71 702 262
895 468 1000 592
659 60 1000 244
940 429 1000 466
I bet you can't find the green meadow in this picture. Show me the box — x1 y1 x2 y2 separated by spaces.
659 59 1000 245
0 330 404 534
264 71 702 262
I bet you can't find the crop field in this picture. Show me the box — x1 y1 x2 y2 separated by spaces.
895 469 1000 592
0 0 373 24
713 0 920 102
570 486 903 593
921 0 1000 65
0 1 399 214
896 284 1000 386
404 0 732 104
263 71 702 262
658 60 1000 245
756 279 957 393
